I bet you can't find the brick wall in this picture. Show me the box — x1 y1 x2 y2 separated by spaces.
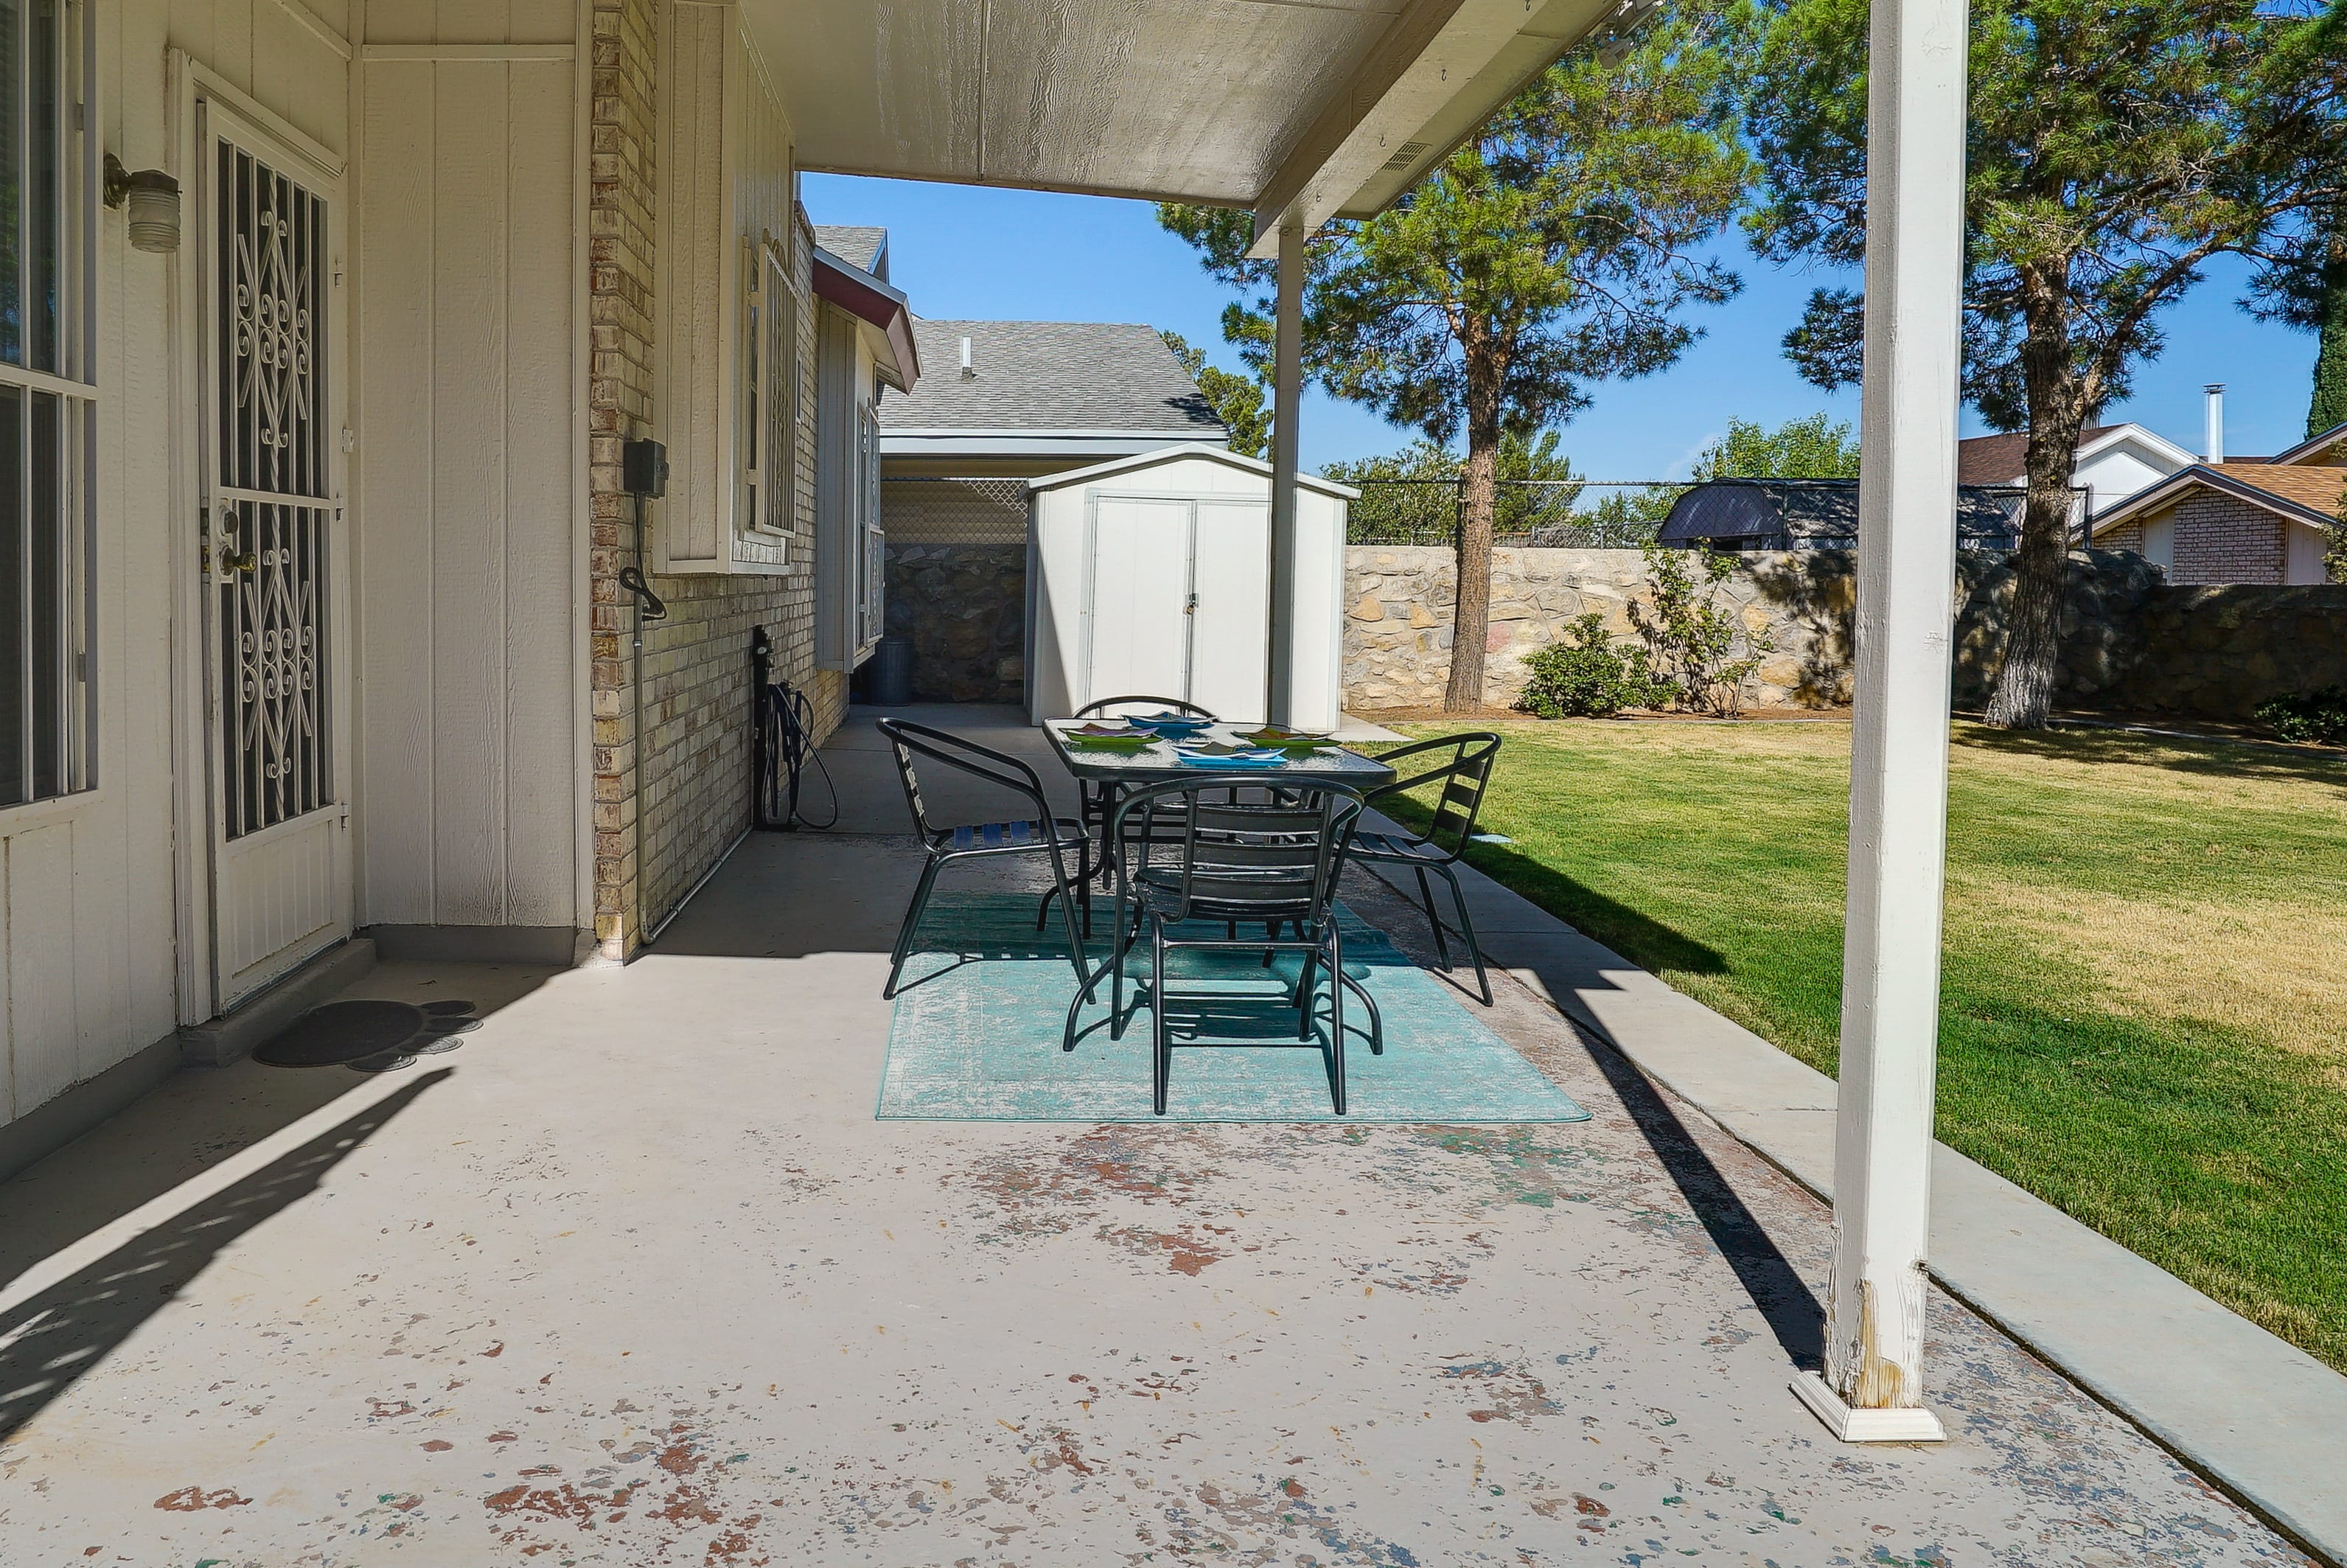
2166 493 2285 585
2098 520 2144 554
588 0 845 959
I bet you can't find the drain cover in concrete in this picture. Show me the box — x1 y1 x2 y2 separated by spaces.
255 999 481 1072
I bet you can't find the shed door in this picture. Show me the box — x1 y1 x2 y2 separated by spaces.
1187 498 1272 723
1084 496 1192 703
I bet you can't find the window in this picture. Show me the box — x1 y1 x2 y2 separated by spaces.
736 237 800 557
856 401 882 652
0 0 93 809
761 240 798 539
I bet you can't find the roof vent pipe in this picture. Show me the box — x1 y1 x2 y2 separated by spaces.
960 336 974 379
2203 383 2225 465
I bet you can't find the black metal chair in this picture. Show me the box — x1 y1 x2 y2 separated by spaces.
1356 733 1502 1006
876 718 1089 1001
1034 695 1221 937
1066 777 1373 1115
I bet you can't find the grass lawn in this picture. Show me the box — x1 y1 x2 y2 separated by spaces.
1384 719 2347 1371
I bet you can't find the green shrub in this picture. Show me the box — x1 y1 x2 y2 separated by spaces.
2256 686 2347 745
1517 613 1678 718
1628 541 1776 718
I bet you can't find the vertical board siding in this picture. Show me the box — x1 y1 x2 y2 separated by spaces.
502 56 581 925
0 0 354 1135
166 0 348 156
356 55 579 930
357 59 439 925
430 61 513 924
6 823 80 1115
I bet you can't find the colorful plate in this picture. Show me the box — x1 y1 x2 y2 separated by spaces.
1236 727 1336 750
1175 750 1287 769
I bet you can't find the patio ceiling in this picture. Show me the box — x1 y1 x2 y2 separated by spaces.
756 0 1618 248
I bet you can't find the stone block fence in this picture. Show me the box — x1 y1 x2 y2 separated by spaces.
1344 546 2347 720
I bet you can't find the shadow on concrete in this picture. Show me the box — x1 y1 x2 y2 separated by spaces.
1580 1036 1825 1372
1455 839 1727 978
0 965 552 1297
0 1071 448 1442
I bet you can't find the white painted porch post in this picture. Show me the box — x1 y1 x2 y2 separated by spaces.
1266 220 1305 726
1793 0 1969 1444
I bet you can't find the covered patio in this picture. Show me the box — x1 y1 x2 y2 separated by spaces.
0 711 2310 1562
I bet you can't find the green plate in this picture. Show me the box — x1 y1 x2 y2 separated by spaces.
1066 733 1154 750
1236 728 1338 751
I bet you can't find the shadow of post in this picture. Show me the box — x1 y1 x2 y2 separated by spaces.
1579 1034 1825 1371
0 1070 449 1442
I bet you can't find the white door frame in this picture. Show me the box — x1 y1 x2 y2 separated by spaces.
167 55 352 1021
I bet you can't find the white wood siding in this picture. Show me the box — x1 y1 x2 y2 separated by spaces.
355 54 580 929
0 0 352 1126
658 1 797 575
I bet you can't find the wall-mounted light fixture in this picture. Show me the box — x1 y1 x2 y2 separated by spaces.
104 154 182 254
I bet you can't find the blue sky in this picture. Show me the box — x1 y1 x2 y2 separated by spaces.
805 172 2322 478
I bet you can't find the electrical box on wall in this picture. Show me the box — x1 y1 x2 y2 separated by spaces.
623 439 668 498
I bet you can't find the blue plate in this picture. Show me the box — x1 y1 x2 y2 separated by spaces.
1175 749 1286 769
1131 714 1212 735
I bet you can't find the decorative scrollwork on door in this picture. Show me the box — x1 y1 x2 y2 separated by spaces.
216 142 331 840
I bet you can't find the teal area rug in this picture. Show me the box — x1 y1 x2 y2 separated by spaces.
878 893 1590 1123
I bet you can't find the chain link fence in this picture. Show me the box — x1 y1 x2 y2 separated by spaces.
880 476 1030 543
1345 478 2076 551
1346 480 1693 549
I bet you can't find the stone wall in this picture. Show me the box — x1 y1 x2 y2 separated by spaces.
1345 547 1863 711
1344 545 2346 721
587 0 844 958
2118 583 2347 715
884 543 1027 703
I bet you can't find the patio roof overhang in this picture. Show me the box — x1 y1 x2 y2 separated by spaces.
755 0 1620 255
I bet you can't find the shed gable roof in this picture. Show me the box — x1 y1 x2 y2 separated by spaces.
879 321 1228 437
1026 442 1359 499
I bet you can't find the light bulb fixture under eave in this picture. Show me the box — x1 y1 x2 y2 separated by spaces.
103 153 182 254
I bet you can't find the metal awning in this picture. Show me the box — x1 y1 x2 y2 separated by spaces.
754 0 1620 252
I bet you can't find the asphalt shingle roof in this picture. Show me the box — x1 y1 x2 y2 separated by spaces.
1956 425 2117 485
812 226 887 274
879 320 1226 435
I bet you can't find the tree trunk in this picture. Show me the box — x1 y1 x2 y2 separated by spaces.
1445 324 1504 713
1984 268 2093 731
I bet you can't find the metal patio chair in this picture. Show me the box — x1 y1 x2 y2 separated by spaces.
1033 694 1221 937
1066 777 1375 1115
1356 732 1502 1006
877 718 1088 1001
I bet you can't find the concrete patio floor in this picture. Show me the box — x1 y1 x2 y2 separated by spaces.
0 709 2315 1564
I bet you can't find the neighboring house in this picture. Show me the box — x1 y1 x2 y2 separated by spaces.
0 0 1572 1177
2089 425 2347 584
1957 422 2198 518
1658 478 2023 551
871 316 1231 703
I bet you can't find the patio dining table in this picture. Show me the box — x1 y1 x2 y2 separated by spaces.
1041 719 1398 795
1042 719 1398 930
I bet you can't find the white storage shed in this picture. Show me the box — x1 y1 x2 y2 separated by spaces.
1026 446 1356 730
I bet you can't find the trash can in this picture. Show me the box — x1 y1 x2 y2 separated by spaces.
869 635 915 707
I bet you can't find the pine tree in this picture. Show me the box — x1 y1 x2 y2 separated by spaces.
1162 6 1748 711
